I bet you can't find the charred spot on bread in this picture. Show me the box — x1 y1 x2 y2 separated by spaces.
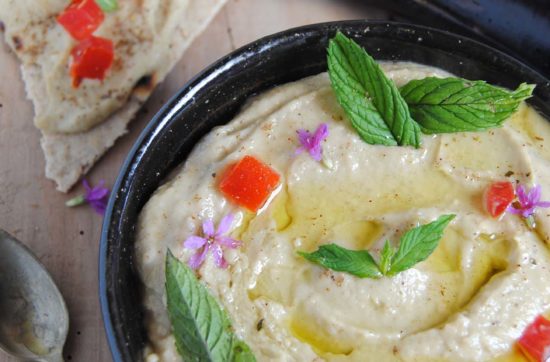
12 35 22 51
132 73 156 100
136 74 154 89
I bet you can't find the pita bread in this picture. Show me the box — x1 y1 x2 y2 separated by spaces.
0 0 227 192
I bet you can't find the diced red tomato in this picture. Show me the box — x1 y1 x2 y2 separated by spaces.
57 0 105 40
518 315 550 362
70 36 114 87
219 155 280 212
484 181 515 218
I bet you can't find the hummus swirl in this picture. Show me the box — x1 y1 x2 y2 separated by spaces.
136 63 550 362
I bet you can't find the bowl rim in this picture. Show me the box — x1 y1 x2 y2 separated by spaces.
99 19 550 362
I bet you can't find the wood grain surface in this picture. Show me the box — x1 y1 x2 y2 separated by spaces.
0 1 386 361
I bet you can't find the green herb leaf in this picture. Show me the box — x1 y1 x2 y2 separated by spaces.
388 214 455 275
327 32 421 147
165 250 256 362
299 215 455 279
379 240 395 275
400 77 535 134
95 0 118 12
298 244 382 279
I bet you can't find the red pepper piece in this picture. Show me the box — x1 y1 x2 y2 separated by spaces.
70 35 114 87
518 315 550 362
484 181 515 218
57 0 105 40
219 155 280 212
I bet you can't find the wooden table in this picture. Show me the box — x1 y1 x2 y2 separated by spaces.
0 1 386 360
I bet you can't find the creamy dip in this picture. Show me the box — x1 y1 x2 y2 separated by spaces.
135 62 550 362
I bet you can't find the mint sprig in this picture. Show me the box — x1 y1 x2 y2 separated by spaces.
165 250 256 362
327 32 421 147
299 214 455 278
327 33 536 146
400 77 534 134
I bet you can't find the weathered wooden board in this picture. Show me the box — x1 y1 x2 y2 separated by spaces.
0 1 384 360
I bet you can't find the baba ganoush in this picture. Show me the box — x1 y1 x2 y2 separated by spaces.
135 62 550 362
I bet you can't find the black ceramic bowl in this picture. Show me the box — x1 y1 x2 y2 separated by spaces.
100 20 550 361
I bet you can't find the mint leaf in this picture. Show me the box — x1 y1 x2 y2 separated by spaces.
388 214 455 275
165 250 256 362
299 215 454 279
298 244 382 278
379 240 395 275
327 32 421 147
95 0 118 12
400 78 535 134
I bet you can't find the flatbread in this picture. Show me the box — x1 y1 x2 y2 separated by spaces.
0 0 227 192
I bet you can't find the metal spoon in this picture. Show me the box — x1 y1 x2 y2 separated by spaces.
0 230 68 362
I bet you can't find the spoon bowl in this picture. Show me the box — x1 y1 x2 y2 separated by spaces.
0 230 68 362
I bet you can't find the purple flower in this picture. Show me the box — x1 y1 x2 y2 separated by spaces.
296 123 329 162
507 184 550 218
66 179 110 215
83 179 110 214
183 214 241 269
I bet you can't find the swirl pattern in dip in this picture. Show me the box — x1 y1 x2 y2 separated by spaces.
136 62 550 362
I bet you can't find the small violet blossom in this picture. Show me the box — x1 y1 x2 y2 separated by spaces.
296 123 329 162
507 184 550 218
66 179 110 215
183 214 241 270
